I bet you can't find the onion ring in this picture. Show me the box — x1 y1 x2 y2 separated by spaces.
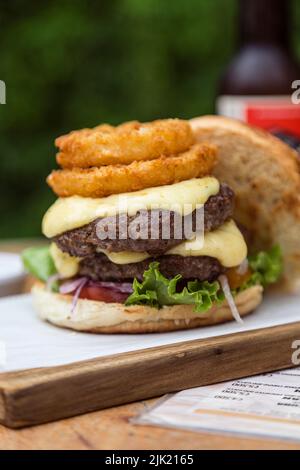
47 143 217 198
56 119 195 168
56 124 114 147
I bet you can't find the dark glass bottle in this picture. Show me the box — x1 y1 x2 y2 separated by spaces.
217 0 300 139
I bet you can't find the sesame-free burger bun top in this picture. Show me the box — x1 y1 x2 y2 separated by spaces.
190 115 300 289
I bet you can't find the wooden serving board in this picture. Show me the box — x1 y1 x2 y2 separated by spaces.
0 321 299 428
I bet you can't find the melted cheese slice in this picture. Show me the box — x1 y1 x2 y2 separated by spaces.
168 220 247 267
51 220 247 277
42 177 220 238
50 243 81 278
100 220 247 268
96 249 149 265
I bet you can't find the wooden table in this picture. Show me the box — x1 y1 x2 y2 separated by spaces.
1 239 299 450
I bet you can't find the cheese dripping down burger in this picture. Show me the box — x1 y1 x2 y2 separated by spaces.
22 118 282 333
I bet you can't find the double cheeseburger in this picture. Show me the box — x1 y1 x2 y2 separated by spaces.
23 118 285 333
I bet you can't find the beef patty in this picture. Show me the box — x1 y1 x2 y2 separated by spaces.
55 184 234 257
79 253 224 282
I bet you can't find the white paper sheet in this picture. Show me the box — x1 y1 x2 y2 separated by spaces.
135 368 300 442
0 291 299 372
0 253 25 297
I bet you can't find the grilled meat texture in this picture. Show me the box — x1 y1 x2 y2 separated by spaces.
54 184 234 257
79 253 225 282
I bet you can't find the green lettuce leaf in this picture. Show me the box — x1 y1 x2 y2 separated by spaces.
22 244 283 310
22 246 57 283
125 262 224 313
239 245 283 291
125 247 283 312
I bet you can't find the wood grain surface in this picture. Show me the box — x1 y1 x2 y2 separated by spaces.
0 321 299 428
1 399 300 450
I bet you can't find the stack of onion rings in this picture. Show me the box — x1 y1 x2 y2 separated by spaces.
47 143 217 198
48 119 217 198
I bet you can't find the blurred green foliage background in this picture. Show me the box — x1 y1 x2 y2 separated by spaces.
1 0 300 239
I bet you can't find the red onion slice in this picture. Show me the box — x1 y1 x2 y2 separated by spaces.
59 278 133 295
46 274 62 291
88 281 133 294
237 258 249 275
219 274 243 324
59 277 88 295
70 278 88 315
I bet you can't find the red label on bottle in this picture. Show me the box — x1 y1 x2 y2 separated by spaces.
246 101 300 136
217 95 300 137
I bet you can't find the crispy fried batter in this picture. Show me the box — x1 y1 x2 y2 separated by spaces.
56 124 114 147
47 143 217 198
56 119 195 168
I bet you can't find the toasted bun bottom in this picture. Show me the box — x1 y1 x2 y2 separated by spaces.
32 283 263 333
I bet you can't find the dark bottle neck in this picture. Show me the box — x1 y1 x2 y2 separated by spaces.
239 0 290 48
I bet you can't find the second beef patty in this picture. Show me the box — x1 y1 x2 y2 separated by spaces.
79 253 225 282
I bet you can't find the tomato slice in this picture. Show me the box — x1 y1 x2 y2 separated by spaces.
79 285 129 303
226 266 252 290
